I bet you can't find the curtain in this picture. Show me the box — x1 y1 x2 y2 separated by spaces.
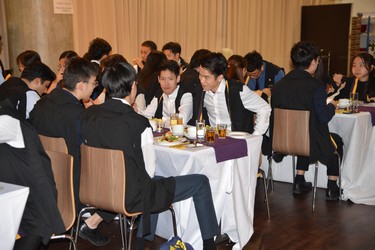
72 0 330 73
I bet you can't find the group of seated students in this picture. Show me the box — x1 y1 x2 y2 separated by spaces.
0 36 374 250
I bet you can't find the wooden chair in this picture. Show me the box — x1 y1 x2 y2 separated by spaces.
268 108 320 211
77 144 178 250
46 150 76 250
38 135 68 154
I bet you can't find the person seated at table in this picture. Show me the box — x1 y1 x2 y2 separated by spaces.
226 55 247 83
0 99 65 250
133 40 157 74
30 58 112 247
244 50 285 102
162 41 189 72
136 50 167 105
198 52 271 135
46 50 78 94
271 40 343 200
0 62 55 119
81 61 219 250
180 49 211 125
138 60 193 126
16 50 41 73
332 53 375 102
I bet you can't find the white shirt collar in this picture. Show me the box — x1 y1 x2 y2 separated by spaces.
112 97 131 106
208 78 226 95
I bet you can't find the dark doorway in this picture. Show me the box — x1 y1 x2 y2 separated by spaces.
301 4 351 75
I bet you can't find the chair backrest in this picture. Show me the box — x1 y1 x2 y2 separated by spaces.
39 135 68 154
80 145 140 216
45 150 75 231
272 108 310 157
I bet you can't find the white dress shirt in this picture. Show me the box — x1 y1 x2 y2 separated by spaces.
112 97 156 177
204 78 271 135
139 85 193 126
25 91 40 119
0 115 25 148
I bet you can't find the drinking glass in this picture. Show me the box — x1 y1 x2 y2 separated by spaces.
170 113 178 126
217 124 227 139
196 119 205 143
350 93 359 113
206 126 215 143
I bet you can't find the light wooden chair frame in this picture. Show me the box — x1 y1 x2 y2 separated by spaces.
77 145 178 250
46 150 77 250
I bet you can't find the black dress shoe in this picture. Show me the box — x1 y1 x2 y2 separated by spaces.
293 181 312 194
79 223 111 247
326 188 340 201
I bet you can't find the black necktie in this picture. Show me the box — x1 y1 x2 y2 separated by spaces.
255 78 259 91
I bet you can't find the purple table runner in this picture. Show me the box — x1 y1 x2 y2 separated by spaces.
358 106 375 126
207 136 248 163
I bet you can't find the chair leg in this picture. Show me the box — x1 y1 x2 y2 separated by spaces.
118 214 127 249
74 206 97 243
312 163 319 212
169 206 178 237
334 151 343 200
259 169 271 219
51 234 77 250
128 215 138 250
267 155 274 191
292 155 296 182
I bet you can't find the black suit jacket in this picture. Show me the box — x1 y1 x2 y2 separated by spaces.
271 69 336 166
80 99 175 235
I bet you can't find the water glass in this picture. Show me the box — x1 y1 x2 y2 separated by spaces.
350 93 359 113
196 119 205 143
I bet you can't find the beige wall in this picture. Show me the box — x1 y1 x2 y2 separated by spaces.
4 0 73 76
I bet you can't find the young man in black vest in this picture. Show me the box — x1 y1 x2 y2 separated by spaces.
0 62 55 119
271 41 342 200
81 61 219 250
139 60 193 126
244 50 285 102
198 52 271 135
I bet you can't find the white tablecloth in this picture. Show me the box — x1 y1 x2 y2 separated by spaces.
260 112 375 205
0 182 29 250
154 134 262 250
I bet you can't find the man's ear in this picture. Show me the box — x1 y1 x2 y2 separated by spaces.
75 81 85 92
217 74 224 82
177 75 181 83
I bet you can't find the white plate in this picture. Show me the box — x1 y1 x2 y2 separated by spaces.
338 104 349 109
184 132 196 140
227 131 250 139
154 137 187 146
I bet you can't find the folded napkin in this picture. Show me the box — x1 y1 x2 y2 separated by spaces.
207 136 248 163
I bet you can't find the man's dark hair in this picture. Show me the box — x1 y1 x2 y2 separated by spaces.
63 57 99 91
86 37 112 61
200 52 228 78
102 62 136 98
244 50 263 72
290 41 320 70
162 42 182 54
21 62 55 83
142 40 157 51
16 50 42 67
158 60 180 77
189 49 211 69
100 54 128 69
59 50 78 61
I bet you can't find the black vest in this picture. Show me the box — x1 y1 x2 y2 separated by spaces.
0 77 36 120
202 79 255 133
